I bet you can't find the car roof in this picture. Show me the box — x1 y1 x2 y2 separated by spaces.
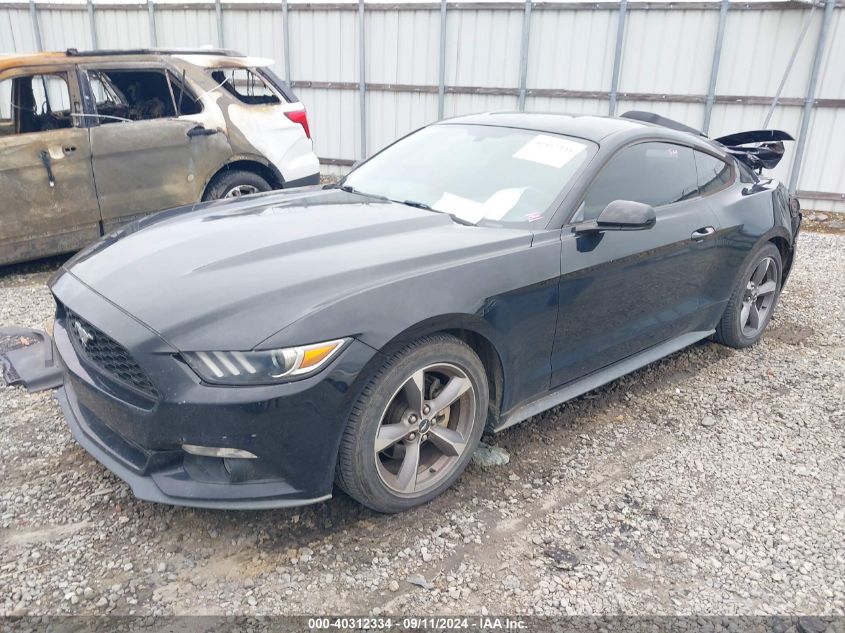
438 112 650 143
0 49 262 73
438 111 732 160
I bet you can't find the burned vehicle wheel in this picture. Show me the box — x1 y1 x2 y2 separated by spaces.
203 170 272 201
336 335 488 513
714 242 783 349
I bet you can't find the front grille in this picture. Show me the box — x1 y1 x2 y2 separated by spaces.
66 311 159 399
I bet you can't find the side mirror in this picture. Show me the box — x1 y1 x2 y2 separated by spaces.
576 200 656 233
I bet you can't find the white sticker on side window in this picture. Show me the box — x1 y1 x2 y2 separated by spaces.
514 134 585 169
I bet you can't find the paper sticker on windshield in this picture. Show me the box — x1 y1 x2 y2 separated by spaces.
434 188 525 224
482 188 525 221
434 192 488 224
514 135 585 169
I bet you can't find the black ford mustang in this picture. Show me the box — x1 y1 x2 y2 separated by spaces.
50 112 801 513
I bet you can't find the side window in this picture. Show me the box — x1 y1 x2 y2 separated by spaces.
87 72 129 124
168 72 202 116
0 73 74 136
209 68 282 105
694 150 733 195
88 69 176 123
580 142 699 221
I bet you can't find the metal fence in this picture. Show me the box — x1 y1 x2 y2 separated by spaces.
2 0 844 211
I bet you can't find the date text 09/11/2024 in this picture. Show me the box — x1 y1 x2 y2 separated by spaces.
307 616 528 630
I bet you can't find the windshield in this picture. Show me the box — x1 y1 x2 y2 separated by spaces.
342 124 595 227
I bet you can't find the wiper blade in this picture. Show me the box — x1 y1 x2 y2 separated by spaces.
401 199 434 211
398 200 476 226
338 184 389 201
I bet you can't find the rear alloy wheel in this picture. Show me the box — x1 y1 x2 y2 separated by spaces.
202 169 272 201
714 242 783 349
223 184 261 198
336 335 488 513
740 256 779 338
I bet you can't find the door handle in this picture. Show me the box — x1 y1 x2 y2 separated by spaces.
691 226 715 241
39 150 55 188
186 124 218 138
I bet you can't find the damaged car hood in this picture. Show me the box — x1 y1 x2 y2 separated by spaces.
60 189 532 351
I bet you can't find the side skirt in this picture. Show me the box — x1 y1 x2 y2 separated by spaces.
494 329 715 433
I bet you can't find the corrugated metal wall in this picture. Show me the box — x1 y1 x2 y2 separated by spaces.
1 0 843 211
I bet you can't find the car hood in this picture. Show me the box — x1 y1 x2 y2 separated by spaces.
63 189 533 351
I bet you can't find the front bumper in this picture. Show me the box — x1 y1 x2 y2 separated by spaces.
56 385 331 509
51 272 377 510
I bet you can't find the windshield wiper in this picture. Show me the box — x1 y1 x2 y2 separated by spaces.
401 199 434 211
337 184 389 201
399 200 476 226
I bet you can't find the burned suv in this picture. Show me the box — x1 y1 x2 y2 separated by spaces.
0 48 320 265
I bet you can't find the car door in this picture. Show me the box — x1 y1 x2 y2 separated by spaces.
0 66 101 265
550 141 723 387
79 63 232 231
691 149 756 307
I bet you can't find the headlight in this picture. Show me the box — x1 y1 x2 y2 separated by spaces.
182 339 348 385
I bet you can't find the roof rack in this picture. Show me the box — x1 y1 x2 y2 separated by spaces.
65 48 245 58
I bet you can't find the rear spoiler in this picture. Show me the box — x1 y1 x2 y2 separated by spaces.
711 130 794 171
621 111 794 171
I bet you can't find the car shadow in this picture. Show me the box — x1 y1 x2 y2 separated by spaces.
0 254 68 281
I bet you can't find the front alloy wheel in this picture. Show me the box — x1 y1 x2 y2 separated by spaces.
375 362 475 495
336 335 488 513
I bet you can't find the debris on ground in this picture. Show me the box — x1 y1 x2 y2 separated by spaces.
0 327 62 392
472 441 511 467
405 575 434 590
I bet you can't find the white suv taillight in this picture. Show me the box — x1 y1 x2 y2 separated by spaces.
285 109 311 139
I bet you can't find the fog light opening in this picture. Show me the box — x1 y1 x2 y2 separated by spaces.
222 456 255 482
182 444 257 459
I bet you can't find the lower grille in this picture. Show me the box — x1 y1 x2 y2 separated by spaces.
66 311 159 400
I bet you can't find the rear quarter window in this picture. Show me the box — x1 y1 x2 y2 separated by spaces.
694 150 734 194
209 68 290 105
258 67 299 103
736 158 759 184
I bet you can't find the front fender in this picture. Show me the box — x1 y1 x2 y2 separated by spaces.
259 234 562 410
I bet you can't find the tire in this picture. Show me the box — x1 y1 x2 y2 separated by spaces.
336 334 489 513
202 169 272 201
713 242 783 349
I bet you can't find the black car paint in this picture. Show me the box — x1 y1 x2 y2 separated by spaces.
49 113 800 509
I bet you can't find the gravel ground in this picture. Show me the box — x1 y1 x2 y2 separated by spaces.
0 232 843 617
